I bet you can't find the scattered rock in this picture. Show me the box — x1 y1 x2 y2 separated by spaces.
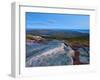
26 35 46 43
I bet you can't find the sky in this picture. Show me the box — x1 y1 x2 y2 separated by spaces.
26 12 89 30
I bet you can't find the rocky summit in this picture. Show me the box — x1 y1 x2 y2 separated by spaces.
26 35 89 67
26 40 75 67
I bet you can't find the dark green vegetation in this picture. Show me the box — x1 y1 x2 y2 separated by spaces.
26 29 89 47
42 35 89 47
26 35 34 40
26 34 89 47
65 36 89 47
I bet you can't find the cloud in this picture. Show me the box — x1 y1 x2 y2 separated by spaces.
28 20 58 26
47 20 57 24
30 22 49 26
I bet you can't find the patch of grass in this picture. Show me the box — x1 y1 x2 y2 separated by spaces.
65 36 89 47
26 34 33 40
26 34 89 47
43 35 89 47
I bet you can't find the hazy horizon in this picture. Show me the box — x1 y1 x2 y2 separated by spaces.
26 28 89 30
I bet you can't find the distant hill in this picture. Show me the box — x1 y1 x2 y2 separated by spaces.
26 29 89 39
